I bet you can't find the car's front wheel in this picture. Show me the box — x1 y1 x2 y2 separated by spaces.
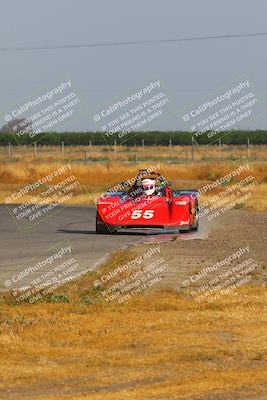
95 213 117 234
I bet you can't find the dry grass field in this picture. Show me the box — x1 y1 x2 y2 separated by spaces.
1 289 267 400
0 144 267 210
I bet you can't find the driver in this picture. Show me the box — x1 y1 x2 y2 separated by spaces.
142 178 156 196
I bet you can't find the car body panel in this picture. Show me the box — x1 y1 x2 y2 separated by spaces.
97 182 199 232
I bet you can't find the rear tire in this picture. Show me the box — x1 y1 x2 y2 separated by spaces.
191 208 199 231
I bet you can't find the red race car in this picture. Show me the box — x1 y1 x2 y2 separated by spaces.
96 170 199 234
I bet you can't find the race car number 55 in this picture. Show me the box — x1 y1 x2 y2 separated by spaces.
131 210 154 219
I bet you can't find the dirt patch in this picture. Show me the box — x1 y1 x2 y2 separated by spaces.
155 209 267 293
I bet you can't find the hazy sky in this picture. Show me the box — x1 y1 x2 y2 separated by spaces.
0 0 267 132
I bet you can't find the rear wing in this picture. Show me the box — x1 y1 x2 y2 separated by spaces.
173 189 200 198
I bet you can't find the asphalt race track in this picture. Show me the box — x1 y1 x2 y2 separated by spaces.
0 204 207 290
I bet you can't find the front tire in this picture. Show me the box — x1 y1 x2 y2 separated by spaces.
191 208 199 232
179 226 190 233
164 225 190 233
95 213 117 234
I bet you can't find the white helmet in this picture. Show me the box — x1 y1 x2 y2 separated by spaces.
142 178 155 196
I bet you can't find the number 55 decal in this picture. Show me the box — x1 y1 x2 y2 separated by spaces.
131 210 154 219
